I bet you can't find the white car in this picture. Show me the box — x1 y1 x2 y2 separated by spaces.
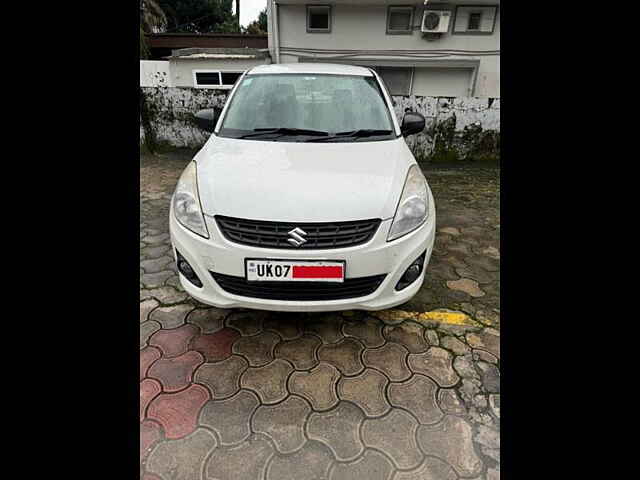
169 63 435 312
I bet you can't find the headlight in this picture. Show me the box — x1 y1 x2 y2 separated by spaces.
173 161 209 238
388 165 429 241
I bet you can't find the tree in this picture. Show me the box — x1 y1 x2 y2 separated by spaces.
158 0 237 33
140 0 167 59
244 7 267 35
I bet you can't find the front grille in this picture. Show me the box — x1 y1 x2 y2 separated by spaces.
211 272 387 301
215 216 381 250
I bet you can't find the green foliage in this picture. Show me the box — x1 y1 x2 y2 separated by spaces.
158 0 236 33
244 7 267 34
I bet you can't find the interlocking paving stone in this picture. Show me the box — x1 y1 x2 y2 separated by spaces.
274 334 320 370
147 384 210 440
144 232 170 244
362 409 423 469
226 310 266 336
465 255 499 272
252 396 311 454
466 329 500 358
140 287 188 305
140 321 161 349
191 328 240 362
408 347 460 387
317 337 365 376
446 278 485 297
303 314 344 343
148 351 204 393
487 467 500 480
149 324 199 358
330 449 394 480
439 226 460 236
337 368 390 417
383 323 429 353
388 374 443 425
362 343 411 381
140 299 159 324
194 355 248 399
140 419 163 463
438 389 467 416
199 390 260 446
205 434 275 480
306 401 365 461
473 348 498 364
264 315 302 340
141 256 174 274
342 317 385 348
149 304 194 329
489 394 500 418
140 378 162 421
417 415 483 477
266 440 334 480
288 363 340 411
393 457 458 480
232 331 280 367
478 361 500 393
425 329 440 346
141 271 175 289
146 428 217 480
455 266 494 285
441 335 471 355
453 354 480 380
141 244 171 260
186 307 227 334
241 359 293 404
140 346 162 381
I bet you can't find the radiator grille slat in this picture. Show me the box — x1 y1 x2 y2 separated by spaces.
215 216 381 250
211 272 387 301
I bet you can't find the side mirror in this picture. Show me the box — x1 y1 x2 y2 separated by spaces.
401 111 426 137
194 107 222 133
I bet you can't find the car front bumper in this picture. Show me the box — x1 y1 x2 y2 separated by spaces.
169 202 435 312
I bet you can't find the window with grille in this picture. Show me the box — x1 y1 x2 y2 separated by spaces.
387 6 414 34
193 71 243 89
307 5 331 32
467 12 482 31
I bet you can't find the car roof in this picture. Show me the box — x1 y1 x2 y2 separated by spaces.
247 63 374 77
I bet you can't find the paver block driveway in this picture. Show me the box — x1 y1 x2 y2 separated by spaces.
140 151 500 479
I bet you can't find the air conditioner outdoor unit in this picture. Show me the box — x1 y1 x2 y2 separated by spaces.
421 10 452 33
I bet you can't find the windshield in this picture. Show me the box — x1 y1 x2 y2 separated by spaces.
218 73 396 142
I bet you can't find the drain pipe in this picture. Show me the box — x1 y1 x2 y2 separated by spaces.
273 1 281 64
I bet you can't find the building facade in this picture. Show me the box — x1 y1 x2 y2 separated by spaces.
267 0 500 98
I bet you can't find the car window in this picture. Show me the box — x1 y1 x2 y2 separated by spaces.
219 73 395 139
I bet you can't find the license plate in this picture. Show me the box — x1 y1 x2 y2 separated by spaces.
245 259 345 282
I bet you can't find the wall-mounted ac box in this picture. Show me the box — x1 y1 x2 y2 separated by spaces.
421 10 452 33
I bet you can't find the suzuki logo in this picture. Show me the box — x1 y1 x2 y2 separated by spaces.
287 227 308 247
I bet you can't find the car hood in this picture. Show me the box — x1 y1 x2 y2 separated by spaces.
194 136 414 223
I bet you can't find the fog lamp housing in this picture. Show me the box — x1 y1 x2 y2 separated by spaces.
176 249 203 288
396 251 426 291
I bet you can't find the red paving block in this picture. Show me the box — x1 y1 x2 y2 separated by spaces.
147 384 210 440
191 328 240 362
140 346 162 381
140 419 163 462
149 324 199 358
147 350 204 393
140 378 162 421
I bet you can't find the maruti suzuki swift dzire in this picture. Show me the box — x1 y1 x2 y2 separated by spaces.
169 63 435 312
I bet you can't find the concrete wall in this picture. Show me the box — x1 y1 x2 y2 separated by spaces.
269 2 500 98
169 58 270 87
140 60 172 87
141 86 499 160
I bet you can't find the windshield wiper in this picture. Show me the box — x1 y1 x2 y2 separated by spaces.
305 129 394 142
236 128 329 139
